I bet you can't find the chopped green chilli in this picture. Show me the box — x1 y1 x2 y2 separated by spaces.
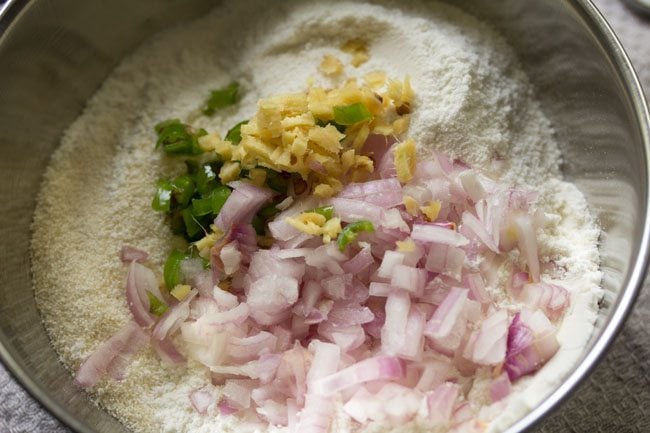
313 205 334 220
195 163 219 195
147 291 168 316
337 220 375 251
333 102 373 126
181 208 204 239
203 81 240 115
163 250 189 289
155 119 206 155
152 179 173 212
264 169 290 194
226 120 249 145
171 175 195 208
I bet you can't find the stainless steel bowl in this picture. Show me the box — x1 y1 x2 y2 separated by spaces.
0 0 648 432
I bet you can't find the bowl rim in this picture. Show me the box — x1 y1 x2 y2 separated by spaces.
507 0 650 430
0 0 649 432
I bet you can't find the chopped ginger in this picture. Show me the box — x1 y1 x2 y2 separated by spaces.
396 238 417 252
170 284 192 301
341 38 370 67
219 161 241 183
198 70 412 197
403 195 419 216
421 200 442 222
394 138 417 183
286 211 342 243
320 54 344 76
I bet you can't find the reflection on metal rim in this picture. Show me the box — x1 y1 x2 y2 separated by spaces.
507 1 650 431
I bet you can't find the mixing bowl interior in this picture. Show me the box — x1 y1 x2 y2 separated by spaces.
0 0 647 432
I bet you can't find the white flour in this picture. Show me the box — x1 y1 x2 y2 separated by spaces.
31 1 601 432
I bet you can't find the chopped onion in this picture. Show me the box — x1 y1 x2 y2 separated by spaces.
427 382 460 424
519 282 570 320
119 245 149 263
425 243 465 282
424 287 468 340
328 197 383 226
312 356 406 396
75 321 147 387
411 224 469 247
489 372 511 402
342 246 374 274
190 388 215 415
339 179 404 208
125 261 159 328
504 311 559 381
215 181 274 231
465 309 508 365
511 213 540 282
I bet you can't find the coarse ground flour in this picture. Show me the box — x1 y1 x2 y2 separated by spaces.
31 1 602 432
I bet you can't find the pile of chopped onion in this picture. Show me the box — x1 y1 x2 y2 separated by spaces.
76 135 571 432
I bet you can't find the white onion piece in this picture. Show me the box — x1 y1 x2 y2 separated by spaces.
321 274 351 300
381 290 411 356
223 379 255 409
411 224 469 247
458 170 487 203
362 134 398 167
106 322 149 381
369 282 392 297
342 246 374 274
119 245 149 263
489 372 511 402
152 289 198 341
152 337 186 366
307 341 341 389
210 359 262 379
509 271 530 298
461 211 499 253
511 213 540 282
519 282 570 320
220 242 242 275
215 181 274 231
276 196 294 211
328 304 375 327
381 208 410 232
424 287 468 340
318 322 365 352
296 393 334 433
425 244 465 282
463 273 490 304
466 309 508 365
328 197 383 226
376 143 398 179
343 387 375 423
125 261 159 328
398 306 426 361
339 179 404 208
376 250 405 279
272 247 312 259
415 360 457 392
504 311 559 381
312 356 405 396
305 244 345 275
75 321 145 387
427 382 460 424
191 269 214 298
204 303 250 326
190 388 215 415
227 332 277 362
390 264 426 295
247 275 299 325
